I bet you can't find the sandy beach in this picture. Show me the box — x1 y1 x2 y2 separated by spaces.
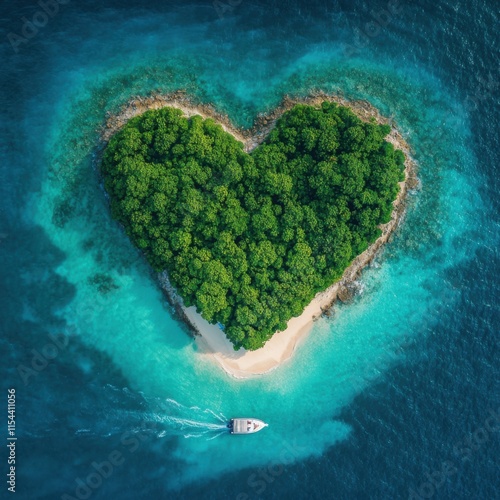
104 91 418 379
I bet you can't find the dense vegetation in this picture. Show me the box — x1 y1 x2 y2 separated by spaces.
102 102 405 350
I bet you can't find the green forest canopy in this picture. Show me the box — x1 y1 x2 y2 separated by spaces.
101 102 405 350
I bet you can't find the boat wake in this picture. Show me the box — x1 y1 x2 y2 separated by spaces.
70 386 228 441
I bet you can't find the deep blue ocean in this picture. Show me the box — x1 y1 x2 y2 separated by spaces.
1 1 499 499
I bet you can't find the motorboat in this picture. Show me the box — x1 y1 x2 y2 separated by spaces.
228 418 268 434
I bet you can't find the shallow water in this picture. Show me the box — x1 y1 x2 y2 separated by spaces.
1 0 498 499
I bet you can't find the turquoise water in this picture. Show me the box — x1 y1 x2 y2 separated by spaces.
29 15 481 488
1 1 498 498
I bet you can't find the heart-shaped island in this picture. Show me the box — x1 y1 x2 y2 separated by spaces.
101 96 410 356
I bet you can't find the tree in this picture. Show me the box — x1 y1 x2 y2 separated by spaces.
101 103 405 350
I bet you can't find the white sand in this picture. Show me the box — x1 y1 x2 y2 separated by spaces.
106 92 417 379
162 158 410 379
184 181 406 379
185 289 331 379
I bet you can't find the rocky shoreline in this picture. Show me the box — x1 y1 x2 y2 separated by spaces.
101 91 419 373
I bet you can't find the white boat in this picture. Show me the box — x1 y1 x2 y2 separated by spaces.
228 418 268 435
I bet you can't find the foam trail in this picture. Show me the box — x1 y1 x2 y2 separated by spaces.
64 389 229 440
204 408 228 423
166 416 228 431
206 430 227 441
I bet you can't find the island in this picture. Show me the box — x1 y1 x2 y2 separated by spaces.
100 92 417 377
